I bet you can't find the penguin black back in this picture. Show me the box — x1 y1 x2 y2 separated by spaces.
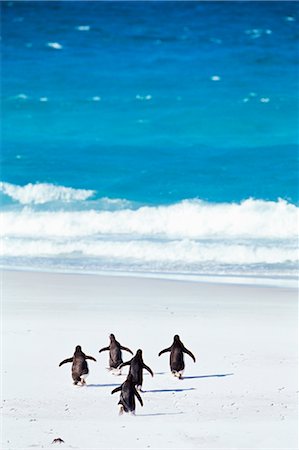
158 335 196 377
119 349 153 389
72 346 88 383
111 374 143 414
59 345 96 385
99 333 133 370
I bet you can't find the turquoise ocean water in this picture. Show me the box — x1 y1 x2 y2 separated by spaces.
1 1 298 280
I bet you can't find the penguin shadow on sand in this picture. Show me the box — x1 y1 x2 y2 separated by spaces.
144 387 196 393
87 383 121 388
137 411 185 417
182 373 234 380
143 373 234 392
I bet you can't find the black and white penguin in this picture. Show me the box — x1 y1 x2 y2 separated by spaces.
111 374 143 415
59 345 96 385
99 333 133 374
158 335 196 378
119 349 153 390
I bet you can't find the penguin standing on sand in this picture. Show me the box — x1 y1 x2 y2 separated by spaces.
99 334 133 374
59 345 96 385
119 349 153 390
158 335 196 378
111 374 143 415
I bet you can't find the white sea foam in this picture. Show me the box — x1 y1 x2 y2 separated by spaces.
1 189 297 272
15 93 29 100
136 94 152 101
76 25 91 31
1 197 297 240
0 182 95 205
245 29 272 39
47 42 63 50
260 97 270 103
2 237 297 266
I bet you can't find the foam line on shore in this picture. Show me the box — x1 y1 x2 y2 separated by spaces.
1 266 297 289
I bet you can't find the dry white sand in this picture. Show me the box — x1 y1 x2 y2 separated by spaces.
1 270 298 449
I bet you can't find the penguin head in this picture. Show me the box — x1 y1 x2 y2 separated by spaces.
174 335 180 342
75 345 82 352
136 349 142 357
109 334 115 341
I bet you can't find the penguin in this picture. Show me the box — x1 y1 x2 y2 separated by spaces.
59 345 96 385
158 335 196 378
99 333 133 374
111 374 143 415
119 349 153 390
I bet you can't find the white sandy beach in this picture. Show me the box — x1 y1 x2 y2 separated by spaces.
1 270 298 449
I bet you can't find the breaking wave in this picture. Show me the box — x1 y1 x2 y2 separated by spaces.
2 237 297 266
0 182 95 204
1 183 297 275
2 197 297 240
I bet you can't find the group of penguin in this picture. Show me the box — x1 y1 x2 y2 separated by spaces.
59 333 196 415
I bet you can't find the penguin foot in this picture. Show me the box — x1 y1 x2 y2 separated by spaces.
172 371 184 379
119 406 124 416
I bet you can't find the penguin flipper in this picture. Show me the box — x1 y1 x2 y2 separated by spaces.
120 346 133 355
111 385 122 395
86 355 97 362
183 347 196 362
134 387 143 407
99 346 110 353
59 357 73 367
143 363 154 377
158 347 171 357
119 360 131 369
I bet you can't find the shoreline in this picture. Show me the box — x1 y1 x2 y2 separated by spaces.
1 265 297 289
